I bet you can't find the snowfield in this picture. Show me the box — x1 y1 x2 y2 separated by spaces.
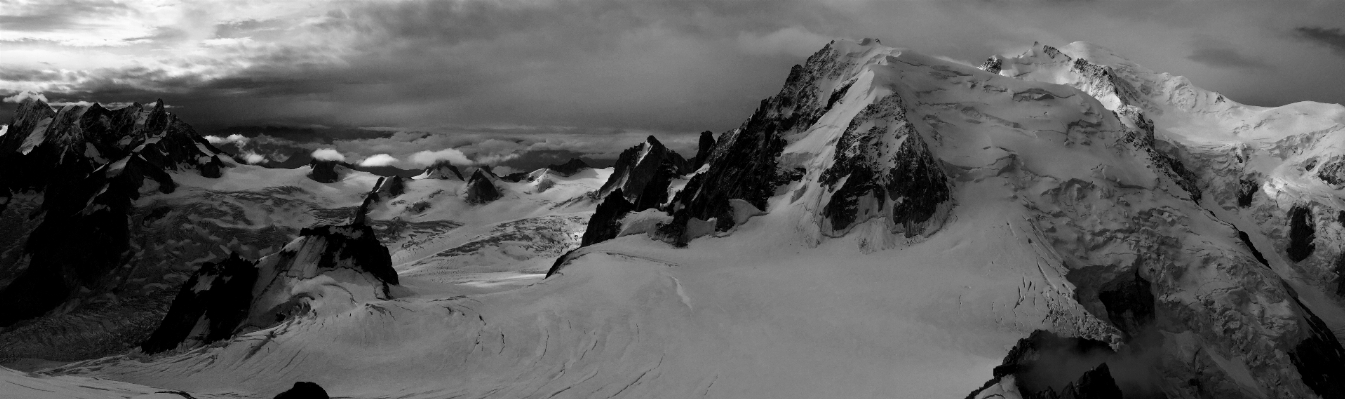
5 38 1345 398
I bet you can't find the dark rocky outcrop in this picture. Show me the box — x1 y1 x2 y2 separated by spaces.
1097 270 1155 339
307 160 343 183
1288 298 1345 399
597 136 687 202
818 94 950 236
1116 108 1201 204
353 175 407 224
556 137 689 253
376 175 406 198
419 160 465 180
657 41 859 245
1235 229 1271 268
140 254 259 354
1068 55 1142 107
464 169 503 204
691 131 716 170
1318 155 1345 187
580 189 637 247
274 382 330 399
1237 176 1258 207
0 99 226 327
545 248 583 278
1287 205 1316 262
969 330 1124 399
979 56 1003 74
140 223 397 353
1025 364 1124 399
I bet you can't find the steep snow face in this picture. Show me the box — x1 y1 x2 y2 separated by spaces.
995 42 1345 367
992 41 1345 144
35 39 1341 399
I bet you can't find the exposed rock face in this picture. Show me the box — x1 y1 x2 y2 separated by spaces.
417 160 464 180
141 223 397 353
597 136 687 202
0 99 226 327
818 94 950 237
967 331 1127 399
546 139 689 270
1237 229 1272 267
140 254 259 354
274 382 330 399
464 168 503 204
691 131 716 170
307 160 344 183
1096 271 1155 339
658 41 862 245
552 137 690 253
376 175 406 198
1027 364 1124 399
979 56 1002 74
580 188 637 247
353 176 406 224
1289 298 1345 399
1237 175 1259 207
1315 155 1345 187
1287 205 1316 262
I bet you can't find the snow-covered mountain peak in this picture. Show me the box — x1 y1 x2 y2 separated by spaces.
8 38 1345 399
416 159 466 180
994 40 1345 146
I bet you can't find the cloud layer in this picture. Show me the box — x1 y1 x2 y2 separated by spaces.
357 153 398 167
310 148 345 162
2 0 1345 136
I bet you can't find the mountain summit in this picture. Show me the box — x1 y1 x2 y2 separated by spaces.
4 38 1345 399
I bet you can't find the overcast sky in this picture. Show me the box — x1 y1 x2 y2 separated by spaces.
2 0 1345 162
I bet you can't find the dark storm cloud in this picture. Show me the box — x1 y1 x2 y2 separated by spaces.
213 19 287 39
1295 26 1345 55
1187 48 1272 71
122 27 191 44
1186 38 1273 71
6 0 1345 139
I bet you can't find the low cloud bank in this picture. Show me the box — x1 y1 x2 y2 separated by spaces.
310 148 346 162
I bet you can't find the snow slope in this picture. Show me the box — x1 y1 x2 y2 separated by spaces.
6 39 1336 399
993 41 1345 343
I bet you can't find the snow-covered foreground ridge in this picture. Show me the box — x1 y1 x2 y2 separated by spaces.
9 38 1345 398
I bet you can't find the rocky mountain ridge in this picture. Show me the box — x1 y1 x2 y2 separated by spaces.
0 99 228 328
552 38 1345 398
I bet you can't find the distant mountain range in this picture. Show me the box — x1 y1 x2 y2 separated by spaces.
4 38 1345 399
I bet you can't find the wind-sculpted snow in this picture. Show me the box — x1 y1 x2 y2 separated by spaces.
140 223 398 354
991 39 1345 399
400 214 588 282
9 39 1345 399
